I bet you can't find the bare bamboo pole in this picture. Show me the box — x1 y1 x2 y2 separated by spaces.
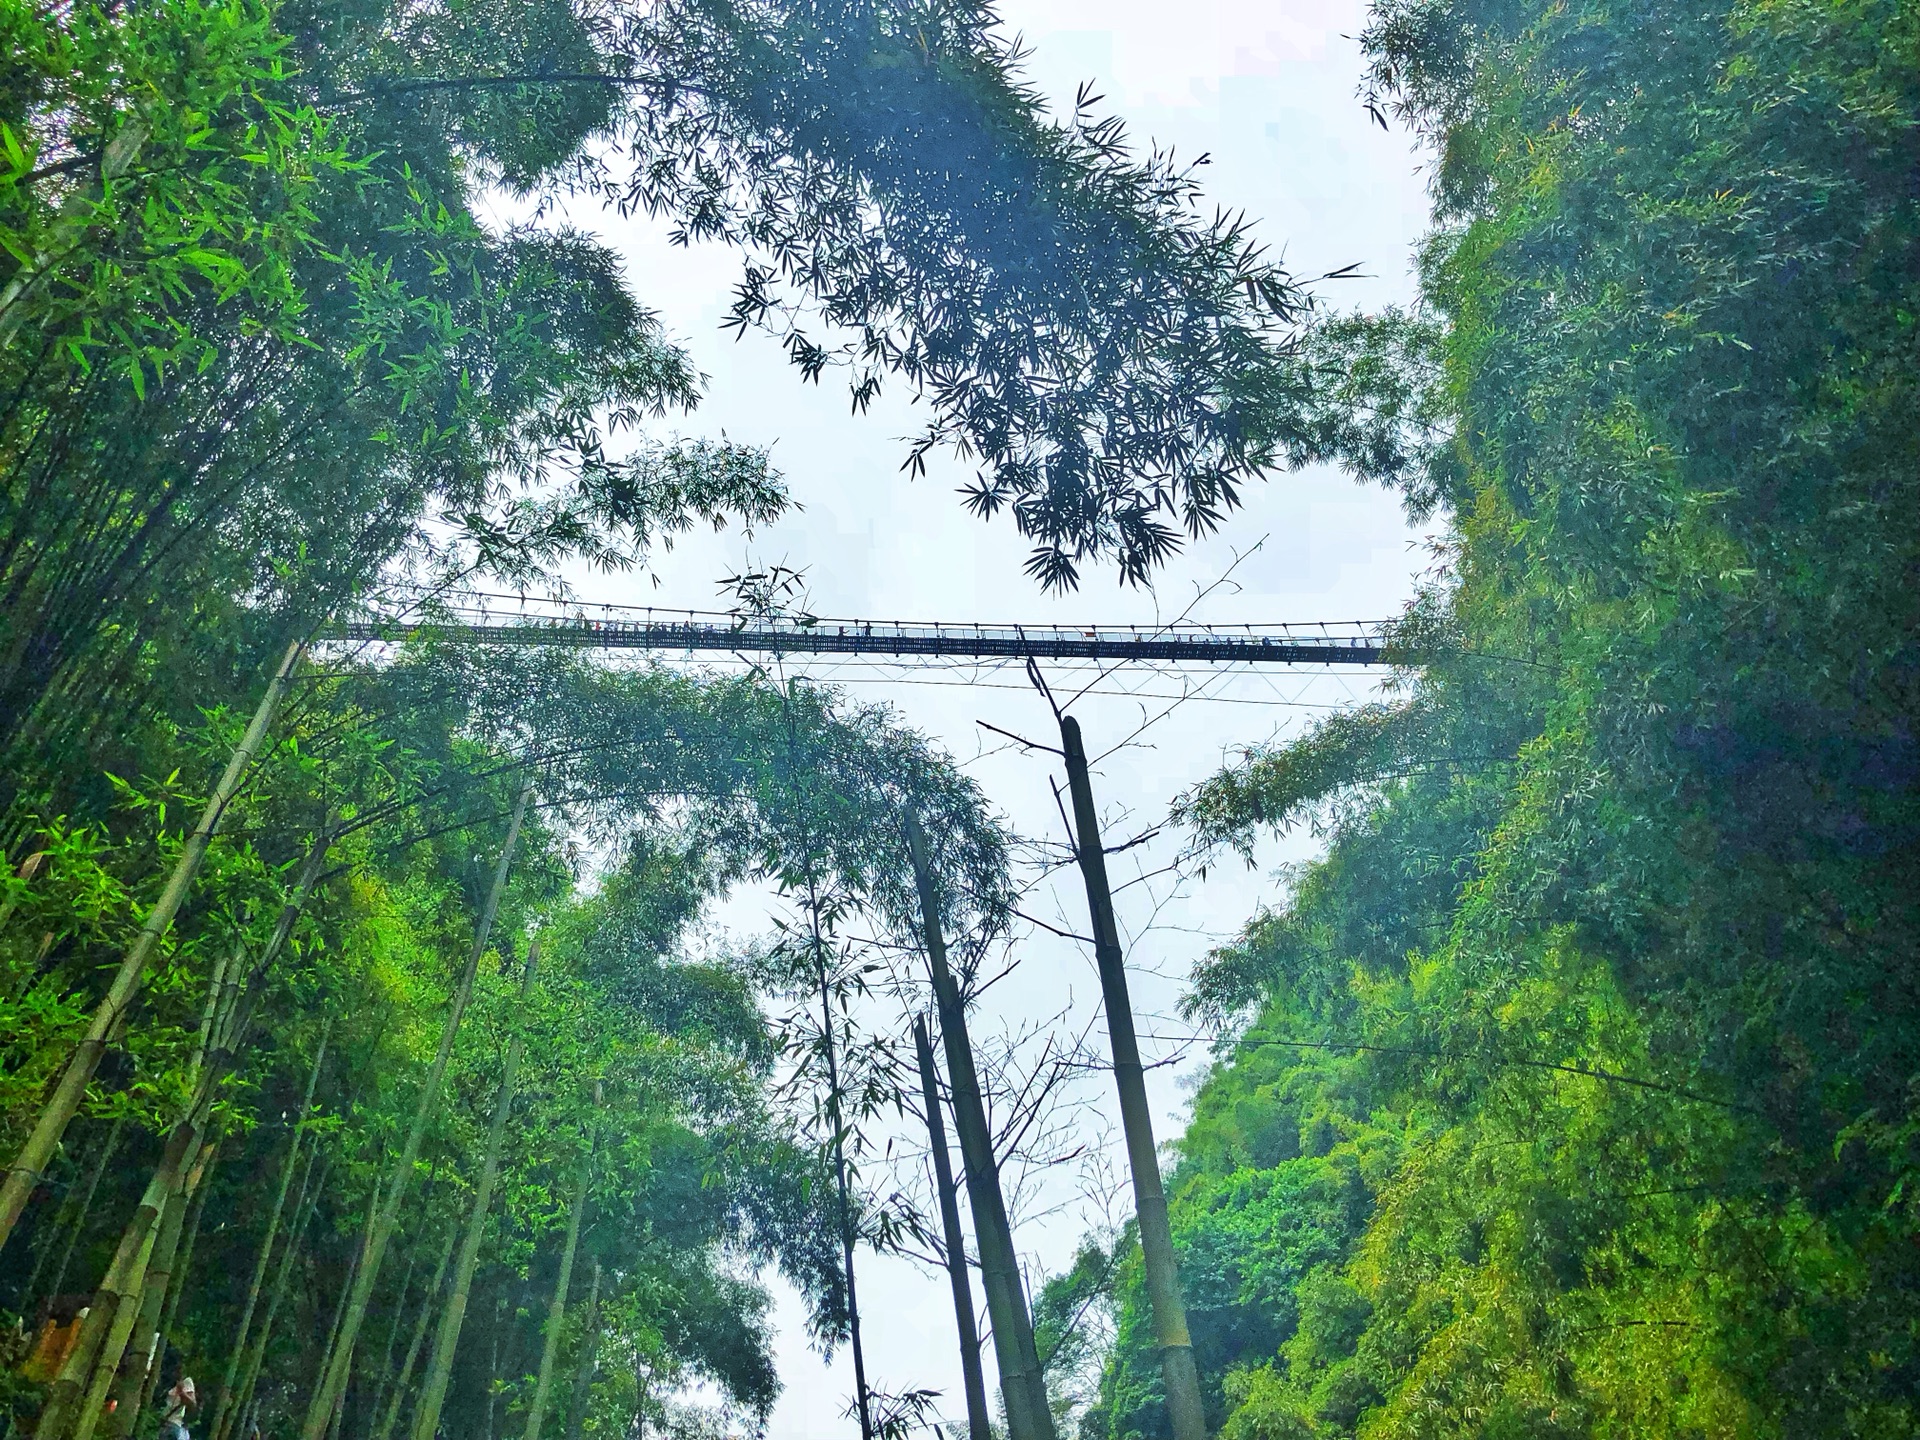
912 1014 992 1440
224 1149 327 1440
104 1141 211 1436
365 1248 418 1439
1056 716 1206 1440
371 1224 457 1440
483 1291 504 1440
300 778 533 1440
137 1143 218 1430
407 938 543 1440
903 816 1053 1440
66 1228 157 1440
0 640 305 1253
31 1116 124 1308
309 1196 375 1440
560 1261 602 1440
522 1087 597 1440
208 1021 331 1440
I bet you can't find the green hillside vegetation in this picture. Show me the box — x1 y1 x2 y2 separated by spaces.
2 0 1916 1438
1054 2 1920 1437
0 639 1012 1440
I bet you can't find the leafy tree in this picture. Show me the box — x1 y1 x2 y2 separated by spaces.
1056 2 1920 1437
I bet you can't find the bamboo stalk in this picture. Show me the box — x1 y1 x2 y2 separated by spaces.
0 640 305 1253
103 1144 202 1436
32 1116 124 1309
365 1249 418 1440
110 943 246 1439
408 939 543 1440
813 938 874 1440
484 1291 504 1440
138 1143 218 1430
301 779 533 1440
560 1261 602 1440
223 1149 326 1440
311 1222 368 1440
318 1170 386 1435
66 1226 157 1440
904 815 1054 1440
371 1225 457 1440
913 1015 992 1440
32 1121 198 1440
208 1022 331 1440
1056 716 1205 1440
522 1088 597 1440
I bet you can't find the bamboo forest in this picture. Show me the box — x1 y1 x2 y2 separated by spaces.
1 1 1915 1439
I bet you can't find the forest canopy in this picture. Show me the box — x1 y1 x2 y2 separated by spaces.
3 1 1917 1440
1045 3 1920 1438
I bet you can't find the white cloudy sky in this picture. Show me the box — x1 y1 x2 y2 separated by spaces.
534 3 1433 1435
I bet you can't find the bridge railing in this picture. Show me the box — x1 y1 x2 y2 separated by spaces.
330 612 1391 666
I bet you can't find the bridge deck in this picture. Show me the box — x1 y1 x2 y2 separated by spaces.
334 616 1390 666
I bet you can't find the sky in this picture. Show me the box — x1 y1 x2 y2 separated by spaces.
538 4 1434 1435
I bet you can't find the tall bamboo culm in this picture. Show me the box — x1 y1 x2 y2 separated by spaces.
912 1014 993 1440
103 1142 210 1437
903 815 1054 1440
0 640 304 1254
110 940 243 1438
1057 715 1206 1440
137 1143 218 1430
208 1021 331 1440
523 1086 597 1440
300 778 533 1440
33 1123 200 1440
227 1150 328 1440
372 1224 457 1440
31 1116 124 1309
561 1260 603 1440
408 938 543 1440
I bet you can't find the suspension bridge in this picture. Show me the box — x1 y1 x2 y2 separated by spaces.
335 608 1394 666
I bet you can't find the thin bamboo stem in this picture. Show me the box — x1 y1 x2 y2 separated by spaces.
560 1262 601 1440
139 1143 217 1430
904 815 1053 1440
32 1121 198 1440
913 1015 992 1440
0 639 304 1253
34 1116 124 1309
814 943 874 1440
225 1149 327 1440
408 940 542 1440
1057 716 1205 1440
209 1022 331 1440
372 1225 457 1440
301 779 533 1440
104 1145 202 1436
365 1249 418 1440
522 1089 596 1440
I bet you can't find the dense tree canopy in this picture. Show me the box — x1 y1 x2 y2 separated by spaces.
1046 3 1920 1438
5 1 1917 1439
0 634 1018 1439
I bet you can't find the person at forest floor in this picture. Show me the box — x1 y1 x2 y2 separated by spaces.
159 1376 196 1440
